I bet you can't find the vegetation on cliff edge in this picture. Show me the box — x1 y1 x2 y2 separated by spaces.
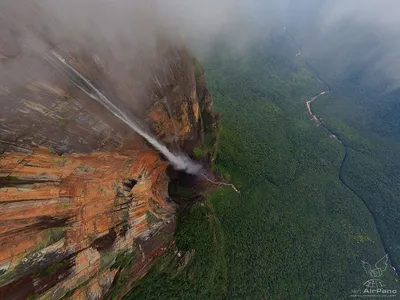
124 34 399 299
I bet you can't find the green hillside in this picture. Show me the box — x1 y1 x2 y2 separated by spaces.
125 36 398 299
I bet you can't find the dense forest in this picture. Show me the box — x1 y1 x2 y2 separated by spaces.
124 34 399 299
299 39 400 273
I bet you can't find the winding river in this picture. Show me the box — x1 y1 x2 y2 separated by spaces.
286 26 398 275
306 88 398 276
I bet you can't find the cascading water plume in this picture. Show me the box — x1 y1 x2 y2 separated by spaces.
46 51 203 175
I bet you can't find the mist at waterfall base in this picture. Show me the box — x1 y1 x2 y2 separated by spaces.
45 51 203 175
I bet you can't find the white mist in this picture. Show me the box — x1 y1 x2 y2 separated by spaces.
49 51 203 175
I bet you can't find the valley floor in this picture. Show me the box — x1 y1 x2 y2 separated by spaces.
125 36 399 299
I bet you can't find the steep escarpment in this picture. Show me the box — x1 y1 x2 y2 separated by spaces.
0 147 173 299
0 44 218 298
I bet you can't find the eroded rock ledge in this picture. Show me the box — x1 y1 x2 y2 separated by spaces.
0 146 175 299
0 41 218 298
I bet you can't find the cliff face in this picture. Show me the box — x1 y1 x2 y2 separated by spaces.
0 44 216 299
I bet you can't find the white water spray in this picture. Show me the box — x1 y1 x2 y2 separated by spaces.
47 51 202 175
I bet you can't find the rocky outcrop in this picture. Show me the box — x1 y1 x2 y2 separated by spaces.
0 41 217 298
0 146 174 299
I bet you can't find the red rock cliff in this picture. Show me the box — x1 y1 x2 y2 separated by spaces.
0 41 216 298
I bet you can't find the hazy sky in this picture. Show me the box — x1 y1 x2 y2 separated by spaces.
1 0 400 90
287 0 400 90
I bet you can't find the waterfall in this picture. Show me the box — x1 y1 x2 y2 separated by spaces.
46 51 202 175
